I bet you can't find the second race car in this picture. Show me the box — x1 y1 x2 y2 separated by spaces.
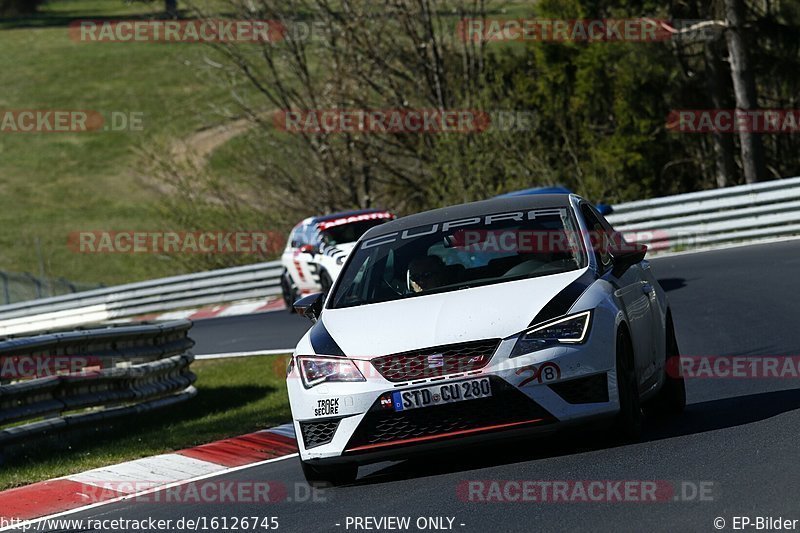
280 209 395 310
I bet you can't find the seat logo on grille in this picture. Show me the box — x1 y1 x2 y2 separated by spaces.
428 353 444 368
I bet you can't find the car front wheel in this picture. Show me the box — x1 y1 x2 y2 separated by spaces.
613 327 643 442
645 313 686 415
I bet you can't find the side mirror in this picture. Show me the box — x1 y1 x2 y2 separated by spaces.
294 292 325 322
299 244 318 255
609 241 647 277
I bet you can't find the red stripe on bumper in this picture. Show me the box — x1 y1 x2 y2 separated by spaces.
345 418 551 453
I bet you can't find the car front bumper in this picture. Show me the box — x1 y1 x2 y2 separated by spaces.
287 312 620 465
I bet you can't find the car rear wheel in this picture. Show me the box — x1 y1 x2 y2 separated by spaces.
645 313 686 415
612 328 642 442
281 269 298 313
300 460 358 486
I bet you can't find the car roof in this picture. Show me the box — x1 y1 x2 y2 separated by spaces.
495 185 573 198
363 194 577 238
300 208 393 226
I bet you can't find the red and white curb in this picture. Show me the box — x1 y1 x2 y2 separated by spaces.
0 423 297 526
133 297 287 322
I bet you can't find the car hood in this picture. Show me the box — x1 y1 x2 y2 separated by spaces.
320 268 590 358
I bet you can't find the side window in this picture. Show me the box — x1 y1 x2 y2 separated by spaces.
331 254 372 308
289 227 303 248
290 225 310 248
309 229 322 247
580 203 612 271
306 226 321 247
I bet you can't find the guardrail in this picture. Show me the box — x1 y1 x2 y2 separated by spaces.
607 176 800 251
0 262 282 336
0 320 195 449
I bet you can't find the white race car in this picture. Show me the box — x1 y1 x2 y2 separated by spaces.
287 194 685 484
280 209 395 310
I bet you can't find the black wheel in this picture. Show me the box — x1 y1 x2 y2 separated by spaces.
645 313 686 416
300 460 358 486
612 328 643 442
319 270 333 294
280 270 298 313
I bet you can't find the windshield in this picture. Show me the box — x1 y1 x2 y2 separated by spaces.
319 219 392 246
329 208 586 309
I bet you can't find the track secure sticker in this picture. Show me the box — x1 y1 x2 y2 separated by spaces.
515 362 561 387
314 398 340 416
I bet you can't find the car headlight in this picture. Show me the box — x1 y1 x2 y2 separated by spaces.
510 311 592 358
297 356 365 388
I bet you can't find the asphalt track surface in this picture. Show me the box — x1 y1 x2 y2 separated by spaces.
30 240 800 532
190 310 309 354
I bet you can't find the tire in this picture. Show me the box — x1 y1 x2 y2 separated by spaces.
301 460 358 486
280 270 298 313
645 313 686 416
319 270 333 294
612 327 643 442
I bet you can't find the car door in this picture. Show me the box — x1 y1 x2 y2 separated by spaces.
580 203 657 391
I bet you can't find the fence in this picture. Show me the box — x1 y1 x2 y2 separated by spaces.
606 175 800 251
0 320 195 449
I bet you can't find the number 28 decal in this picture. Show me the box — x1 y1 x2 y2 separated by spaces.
515 362 561 387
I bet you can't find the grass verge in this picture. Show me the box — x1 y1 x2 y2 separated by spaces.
0 354 291 491
0 0 232 286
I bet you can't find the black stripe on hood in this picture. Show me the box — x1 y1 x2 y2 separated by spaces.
528 269 596 327
309 319 345 356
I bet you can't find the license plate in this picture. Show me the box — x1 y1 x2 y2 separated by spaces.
392 377 492 411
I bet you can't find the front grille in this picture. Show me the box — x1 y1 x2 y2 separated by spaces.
548 373 609 404
300 418 341 449
345 378 553 451
371 339 500 382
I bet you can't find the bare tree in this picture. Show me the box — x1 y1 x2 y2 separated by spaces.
183 0 496 217
704 36 737 187
725 0 766 183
